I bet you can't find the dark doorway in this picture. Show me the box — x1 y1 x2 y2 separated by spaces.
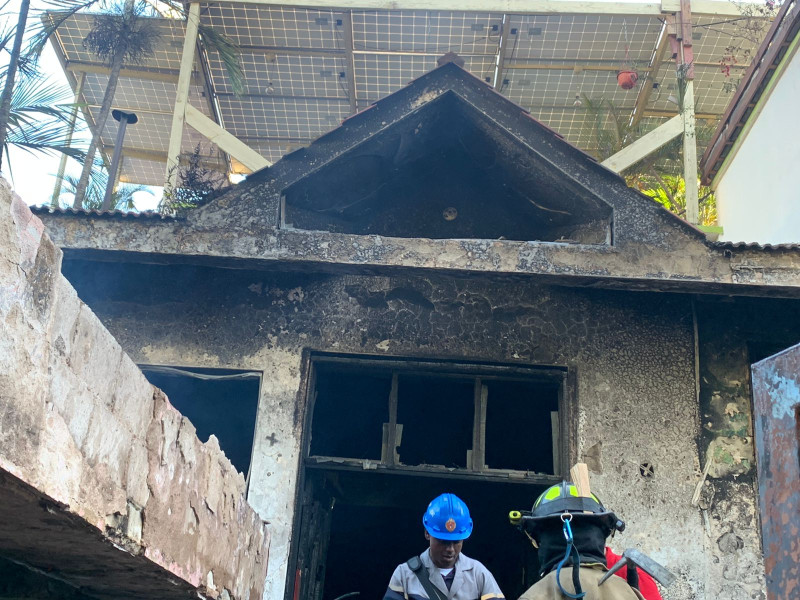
303 468 545 600
291 355 570 600
140 365 261 476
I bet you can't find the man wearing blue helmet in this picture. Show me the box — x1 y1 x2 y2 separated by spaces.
383 493 505 600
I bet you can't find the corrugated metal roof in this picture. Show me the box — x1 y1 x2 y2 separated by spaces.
712 240 800 251
30 205 176 219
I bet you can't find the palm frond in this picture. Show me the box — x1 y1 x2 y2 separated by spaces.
197 23 245 96
152 0 245 96
4 120 87 162
59 171 149 210
82 1 162 66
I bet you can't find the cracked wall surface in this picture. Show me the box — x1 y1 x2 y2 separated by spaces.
56 255 800 600
0 180 269 600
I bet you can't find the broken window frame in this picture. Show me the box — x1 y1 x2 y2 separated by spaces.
300 352 576 482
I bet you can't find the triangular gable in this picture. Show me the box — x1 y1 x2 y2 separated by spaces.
199 61 707 249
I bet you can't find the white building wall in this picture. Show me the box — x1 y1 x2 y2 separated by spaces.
715 47 800 244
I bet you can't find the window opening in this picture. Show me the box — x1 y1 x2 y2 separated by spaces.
307 356 566 477
396 374 475 468
139 365 260 476
484 379 560 472
310 366 391 459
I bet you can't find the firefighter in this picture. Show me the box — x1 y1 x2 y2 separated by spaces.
383 493 505 600
512 482 645 600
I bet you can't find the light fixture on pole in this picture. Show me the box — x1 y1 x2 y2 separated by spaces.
103 110 138 210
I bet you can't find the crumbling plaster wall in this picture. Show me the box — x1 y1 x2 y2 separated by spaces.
0 182 269 599
694 297 800 600
60 257 771 600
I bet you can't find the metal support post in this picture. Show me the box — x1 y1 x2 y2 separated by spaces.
103 110 138 210
165 1 200 190
51 72 86 206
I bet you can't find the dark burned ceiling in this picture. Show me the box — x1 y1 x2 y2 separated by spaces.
282 92 612 243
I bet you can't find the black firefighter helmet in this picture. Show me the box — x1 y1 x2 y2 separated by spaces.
510 481 625 540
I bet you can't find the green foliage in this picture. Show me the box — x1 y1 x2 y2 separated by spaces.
632 173 717 225
159 145 227 215
58 171 151 210
0 66 88 170
582 95 719 226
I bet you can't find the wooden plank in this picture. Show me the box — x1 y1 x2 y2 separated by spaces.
601 114 683 173
470 380 488 470
550 411 561 476
65 60 193 84
184 104 271 172
570 463 591 497
305 456 562 486
681 79 699 225
506 63 651 72
382 373 399 465
164 1 200 190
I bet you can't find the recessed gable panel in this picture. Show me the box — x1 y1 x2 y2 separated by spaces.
281 91 612 244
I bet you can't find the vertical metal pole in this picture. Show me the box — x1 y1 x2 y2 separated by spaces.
103 114 129 209
165 1 200 190
51 72 86 207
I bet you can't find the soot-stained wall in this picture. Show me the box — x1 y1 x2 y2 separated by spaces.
695 297 800 600
60 258 767 600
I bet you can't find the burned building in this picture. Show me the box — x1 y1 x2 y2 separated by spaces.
31 62 800 600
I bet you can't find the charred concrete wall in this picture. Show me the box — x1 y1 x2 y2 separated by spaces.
0 182 269 599
55 255 783 600
695 297 800 600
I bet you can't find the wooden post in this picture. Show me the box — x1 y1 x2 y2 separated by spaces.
550 411 561 475
165 1 200 190
470 379 488 470
51 72 85 206
381 373 399 465
682 78 699 225
570 463 591 498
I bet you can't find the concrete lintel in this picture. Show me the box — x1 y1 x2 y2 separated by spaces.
35 216 800 297
602 114 683 173
184 104 271 172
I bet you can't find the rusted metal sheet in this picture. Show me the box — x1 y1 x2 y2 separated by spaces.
751 342 800 600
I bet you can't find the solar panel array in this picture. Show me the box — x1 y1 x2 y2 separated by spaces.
47 3 772 187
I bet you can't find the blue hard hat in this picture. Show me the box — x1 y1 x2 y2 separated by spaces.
423 493 473 541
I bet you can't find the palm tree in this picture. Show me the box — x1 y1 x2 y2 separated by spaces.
0 0 32 166
2 70 88 164
71 0 160 209
59 171 151 210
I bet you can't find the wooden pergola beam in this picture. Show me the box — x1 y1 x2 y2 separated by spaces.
65 60 198 84
165 1 200 190
201 0 746 18
601 114 683 172
185 104 271 172
341 11 359 113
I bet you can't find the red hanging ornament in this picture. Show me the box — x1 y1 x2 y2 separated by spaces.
617 70 639 90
